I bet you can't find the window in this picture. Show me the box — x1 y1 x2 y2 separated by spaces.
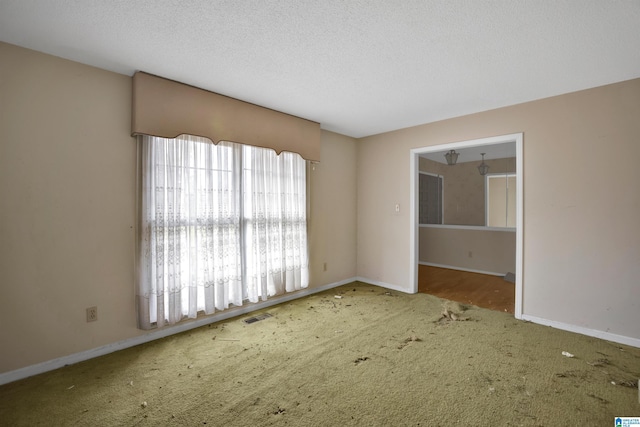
137 135 308 328
419 172 443 224
486 173 516 228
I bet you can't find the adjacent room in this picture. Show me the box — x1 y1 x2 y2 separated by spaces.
417 141 519 314
1 1 639 425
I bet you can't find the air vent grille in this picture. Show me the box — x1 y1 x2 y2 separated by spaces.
243 313 272 324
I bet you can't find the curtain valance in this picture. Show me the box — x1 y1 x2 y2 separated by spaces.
131 72 321 162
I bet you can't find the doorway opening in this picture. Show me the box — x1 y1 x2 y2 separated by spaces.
409 133 523 318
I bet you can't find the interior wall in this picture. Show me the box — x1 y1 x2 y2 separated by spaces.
308 131 358 286
0 42 138 374
419 227 516 274
419 156 516 225
357 78 640 342
0 42 358 374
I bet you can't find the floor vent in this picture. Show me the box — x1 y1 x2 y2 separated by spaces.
243 313 273 324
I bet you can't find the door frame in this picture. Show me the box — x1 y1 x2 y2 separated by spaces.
409 133 524 318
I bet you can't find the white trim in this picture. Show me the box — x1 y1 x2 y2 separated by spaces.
514 136 523 319
485 173 517 228
419 223 515 232
521 314 640 349
0 278 355 386
409 151 419 294
355 277 415 294
360 274 639 349
419 262 506 277
484 172 488 226
410 133 524 317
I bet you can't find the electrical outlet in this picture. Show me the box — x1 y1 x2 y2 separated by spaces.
86 306 98 322
323 262 327 272
468 251 473 258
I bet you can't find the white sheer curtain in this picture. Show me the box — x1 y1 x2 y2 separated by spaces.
242 146 309 301
137 134 308 329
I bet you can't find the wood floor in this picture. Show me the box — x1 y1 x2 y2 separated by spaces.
418 265 515 314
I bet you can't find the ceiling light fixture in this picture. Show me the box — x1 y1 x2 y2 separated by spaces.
478 153 490 176
444 150 459 165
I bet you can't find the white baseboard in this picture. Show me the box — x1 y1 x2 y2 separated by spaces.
357 275 640 349
9 277 635 387
521 314 640 349
419 261 505 277
355 277 414 294
0 277 355 386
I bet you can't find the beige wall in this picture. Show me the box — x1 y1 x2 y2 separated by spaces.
419 156 516 225
419 227 516 274
358 78 640 341
0 42 138 374
0 43 358 374
308 131 358 286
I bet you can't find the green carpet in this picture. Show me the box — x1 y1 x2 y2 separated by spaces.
1 282 638 426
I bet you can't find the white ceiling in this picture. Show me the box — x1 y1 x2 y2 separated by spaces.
1 1 639 138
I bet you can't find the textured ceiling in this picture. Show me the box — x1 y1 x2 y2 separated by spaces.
1 1 639 138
